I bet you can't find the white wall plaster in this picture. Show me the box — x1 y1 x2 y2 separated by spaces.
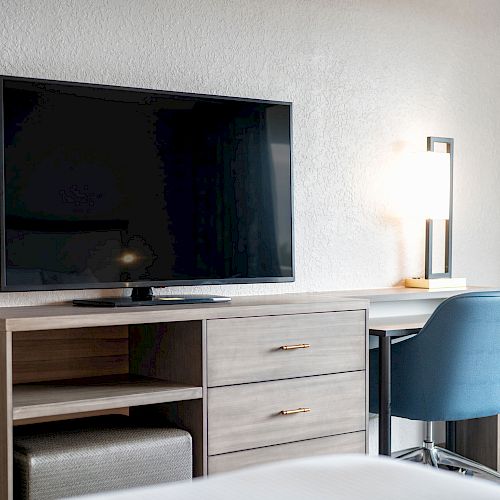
1 0 499 306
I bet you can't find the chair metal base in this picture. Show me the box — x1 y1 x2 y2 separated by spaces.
393 443 500 484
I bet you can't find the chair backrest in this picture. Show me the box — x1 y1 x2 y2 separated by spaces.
389 291 500 421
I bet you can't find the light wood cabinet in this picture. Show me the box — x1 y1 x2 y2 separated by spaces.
205 305 367 472
208 432 366 474
206 310 365 386
208 372 365 455
0 293 368 498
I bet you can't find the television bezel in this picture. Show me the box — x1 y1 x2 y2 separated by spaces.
0 75 294 292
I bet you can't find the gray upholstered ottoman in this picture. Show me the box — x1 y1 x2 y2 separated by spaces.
14 416 192 499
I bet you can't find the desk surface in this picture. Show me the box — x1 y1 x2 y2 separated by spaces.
369 314 430 337
345 286 491 303
366 286 495 336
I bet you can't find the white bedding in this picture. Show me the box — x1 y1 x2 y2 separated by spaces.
74 454 499 500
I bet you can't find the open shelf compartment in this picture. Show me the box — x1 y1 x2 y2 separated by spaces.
10 319 206 477
12 321 204 423
13 374 202 420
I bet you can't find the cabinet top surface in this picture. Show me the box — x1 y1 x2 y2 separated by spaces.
0 292 369 332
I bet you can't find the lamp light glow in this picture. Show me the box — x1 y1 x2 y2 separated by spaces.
420 151 451 220
393 151 450 220
118 252 139 265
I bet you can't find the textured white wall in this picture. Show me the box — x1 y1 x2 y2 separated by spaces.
1 0 500 306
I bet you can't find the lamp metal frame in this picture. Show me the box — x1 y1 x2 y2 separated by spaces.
424 137 454 279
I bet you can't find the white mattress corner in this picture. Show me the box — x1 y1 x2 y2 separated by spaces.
71 454 500 500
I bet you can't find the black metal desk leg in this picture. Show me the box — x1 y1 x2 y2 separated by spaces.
379 336 392 456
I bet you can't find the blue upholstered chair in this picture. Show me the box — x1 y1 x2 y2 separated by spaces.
370 290 500 480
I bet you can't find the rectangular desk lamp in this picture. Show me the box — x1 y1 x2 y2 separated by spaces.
405 137 466 289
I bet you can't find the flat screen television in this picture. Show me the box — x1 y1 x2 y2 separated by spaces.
0 76 293 306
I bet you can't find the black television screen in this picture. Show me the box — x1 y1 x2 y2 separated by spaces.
0 77 293 291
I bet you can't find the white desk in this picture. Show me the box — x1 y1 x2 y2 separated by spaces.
344 286 489 319
370 314 430 334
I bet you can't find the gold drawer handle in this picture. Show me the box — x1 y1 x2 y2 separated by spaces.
280 407 311 416
280 343 311 350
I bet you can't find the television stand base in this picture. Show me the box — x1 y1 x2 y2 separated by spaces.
73 294 231 308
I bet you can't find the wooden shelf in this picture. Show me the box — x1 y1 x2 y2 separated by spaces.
13 375 202 421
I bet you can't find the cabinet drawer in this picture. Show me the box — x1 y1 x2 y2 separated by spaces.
208 371 365 455
207 310 365 386
208 431 366 474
